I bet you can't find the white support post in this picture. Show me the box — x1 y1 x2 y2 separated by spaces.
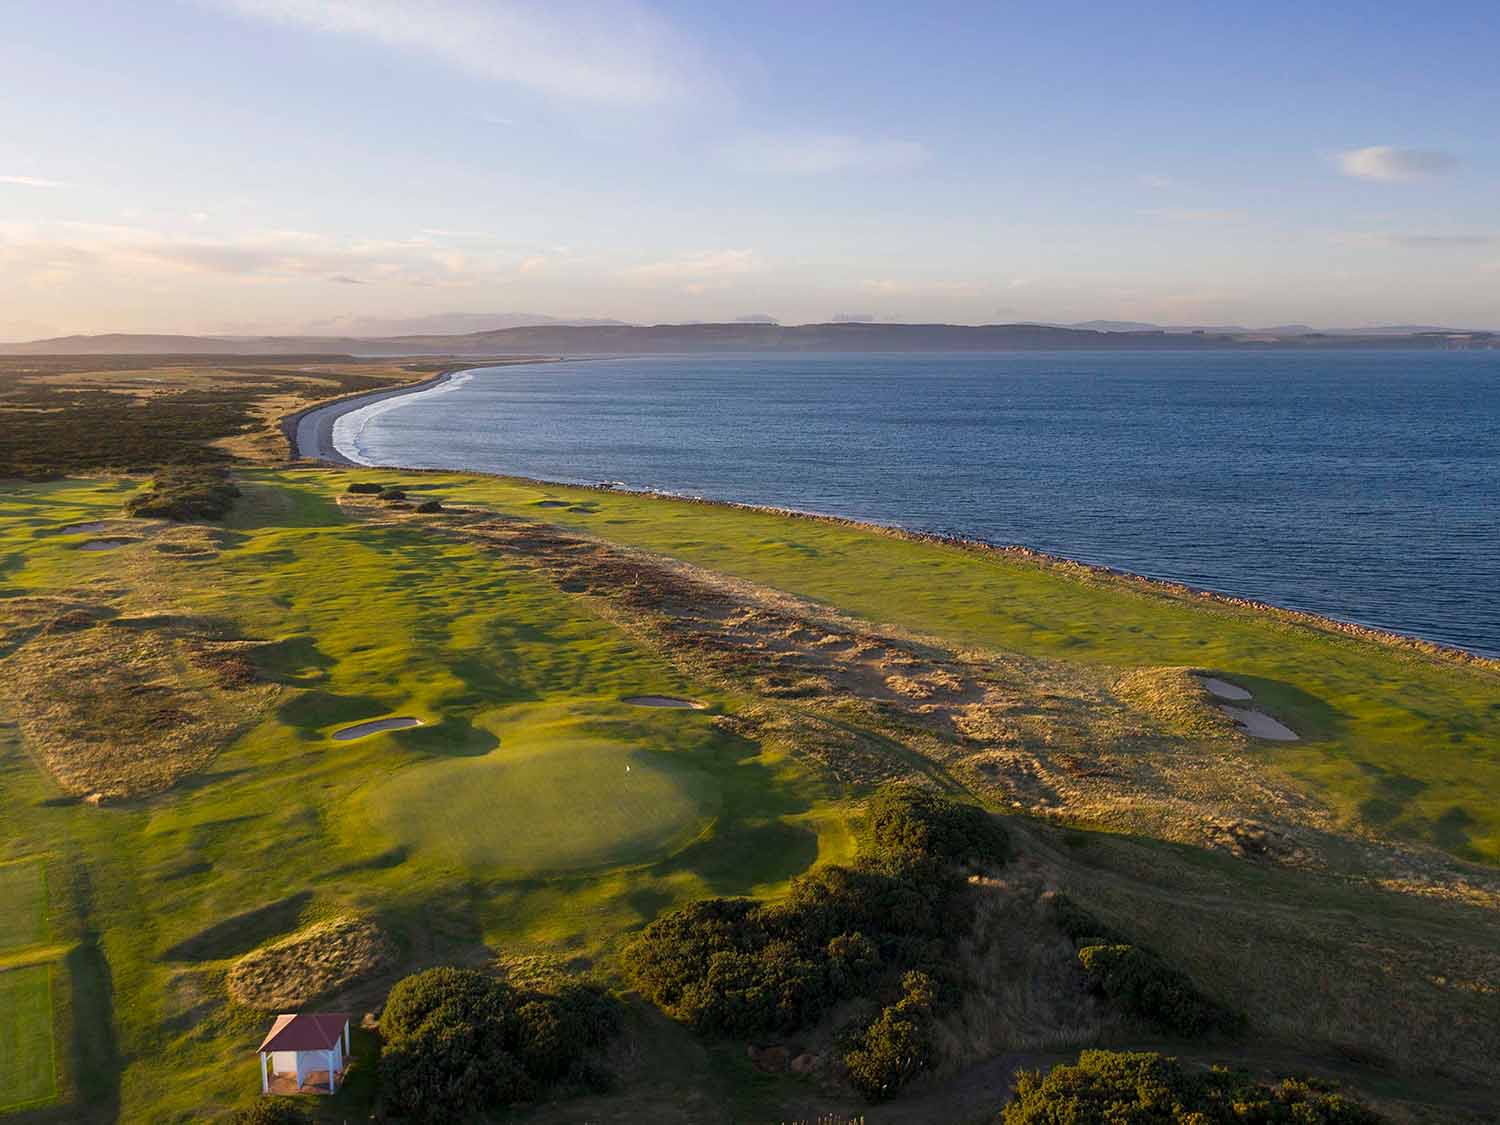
260 1052 268 1094
294 1053 303 1092
328 1048 336 1093
344 1020 351 1054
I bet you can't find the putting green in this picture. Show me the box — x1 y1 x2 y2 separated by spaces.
357 737 721 877
0 861 46 951
0 965 56 1111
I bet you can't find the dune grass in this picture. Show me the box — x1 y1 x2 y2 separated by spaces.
0 965 57 1112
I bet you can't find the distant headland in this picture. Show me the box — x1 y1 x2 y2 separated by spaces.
1 321 1496 356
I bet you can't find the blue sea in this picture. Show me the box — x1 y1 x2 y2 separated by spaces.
335 350 1500 657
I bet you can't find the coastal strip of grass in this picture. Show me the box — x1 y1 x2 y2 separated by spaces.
346 468 1500 864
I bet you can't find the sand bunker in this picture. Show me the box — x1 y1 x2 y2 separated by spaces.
332 716 422 741
78 538 137 551
1198 676 1253 701
622 695 707 710
1221 706 1299 741
60 520 113 535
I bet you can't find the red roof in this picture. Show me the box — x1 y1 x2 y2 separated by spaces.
257 1013 350 1052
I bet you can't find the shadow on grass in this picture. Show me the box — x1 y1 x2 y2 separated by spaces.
1220 673 1348 742
252 634 336 686
277 690 390 733
162 891 313 962
393 715 498 757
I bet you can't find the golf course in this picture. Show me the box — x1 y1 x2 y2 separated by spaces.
0 359 1498 1122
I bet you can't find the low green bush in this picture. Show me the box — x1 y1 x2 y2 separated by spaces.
1048 892 1128 948
125 465 240 521
379 966 619 1122
345 481 385 494
415 499 443 513
379 487 407 501
866 783 1011 867
843 971 937 1101
624 785 1008 1101
1078 944 1239 1037
1003 1050 1385 1123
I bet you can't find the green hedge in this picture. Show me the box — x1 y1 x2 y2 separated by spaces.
1003 1050 1385 1123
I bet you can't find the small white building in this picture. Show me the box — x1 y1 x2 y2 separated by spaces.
257 1012 351 1095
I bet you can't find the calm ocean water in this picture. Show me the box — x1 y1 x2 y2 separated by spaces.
335 351 1500 656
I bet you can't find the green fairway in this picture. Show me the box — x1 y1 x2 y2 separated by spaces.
358 707 722 876
0 965 56 1112
0 861 45 951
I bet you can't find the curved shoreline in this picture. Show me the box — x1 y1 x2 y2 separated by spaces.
281 368 1500 672
283 356 565 463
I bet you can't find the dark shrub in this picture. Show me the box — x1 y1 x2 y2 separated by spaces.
842 971 937 1101
867 783 1010 867
379 487 407 501
1048 891 1128 948
623 786 1012 1101
826 931 881 996
378 966 619 1122
1078 944 1238 1037
345 481 385 494
125 465 240 521
227 1098 311 1124
1003 1050 1386 1124
415 499 443 513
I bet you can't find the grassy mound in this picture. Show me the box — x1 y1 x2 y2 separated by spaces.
226 915 395 1009
1004 1050 1384 1123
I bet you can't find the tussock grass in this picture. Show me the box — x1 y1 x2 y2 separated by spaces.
226 915 395 1009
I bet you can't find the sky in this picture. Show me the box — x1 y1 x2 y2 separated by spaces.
2 0 1498 338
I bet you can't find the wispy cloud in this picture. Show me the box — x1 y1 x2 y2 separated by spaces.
1337 231 1496 249
861 278 982 297
1336 145 1457 182
719 132 927 175
207 0 704 104
0 221 492 288
626 249 761 281
1141 207 1249 224
0 175 68 188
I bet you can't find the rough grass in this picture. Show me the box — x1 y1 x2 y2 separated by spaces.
226 915 395 1010
0 860 47 951
0 965 57 1111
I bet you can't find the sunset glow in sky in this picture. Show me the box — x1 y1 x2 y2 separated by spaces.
3 0 1497 337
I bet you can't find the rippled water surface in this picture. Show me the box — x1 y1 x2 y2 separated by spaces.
337 350 1500 655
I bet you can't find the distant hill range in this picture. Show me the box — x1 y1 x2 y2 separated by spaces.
2 322 1494 356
